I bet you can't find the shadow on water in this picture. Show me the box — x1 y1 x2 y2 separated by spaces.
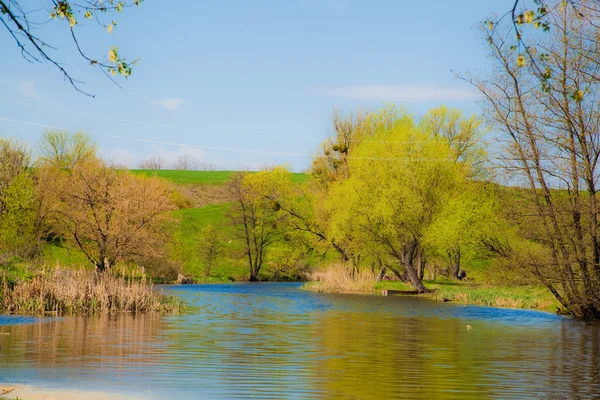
1 282 599 399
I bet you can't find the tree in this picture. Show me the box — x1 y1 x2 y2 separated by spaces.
327 108 473 292
46 157 176 271
466 2 600 319
1 0 142 95
424 182 498 280
198 224 223 277
0 138 38 257
228 167 292 281
172 154 200 171
420 106 488 171
303 111 370 264
138 155 166 170
311 110 367 191
419 106 493 279
37 131 97 169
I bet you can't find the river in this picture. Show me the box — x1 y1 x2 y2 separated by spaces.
1 282 599 399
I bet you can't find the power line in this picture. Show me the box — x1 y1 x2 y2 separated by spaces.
0 116 312 157
0 97 478 145
0 115 487 163
0 98 323 142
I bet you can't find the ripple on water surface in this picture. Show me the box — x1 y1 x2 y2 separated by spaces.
1 282 599 399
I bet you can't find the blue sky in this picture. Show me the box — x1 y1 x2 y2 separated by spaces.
0 0 514 171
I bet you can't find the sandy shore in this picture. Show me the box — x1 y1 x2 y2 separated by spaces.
1 384 148 400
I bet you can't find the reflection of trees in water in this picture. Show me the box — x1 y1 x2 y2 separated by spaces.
311 311 495 399
0 313 166 371
548 321 600 398
311 306 600 399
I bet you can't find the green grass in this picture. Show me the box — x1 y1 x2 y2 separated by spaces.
132 170 309 185
132 170 235 184
374 279 559 312
172 203 246 282
42 242 90 267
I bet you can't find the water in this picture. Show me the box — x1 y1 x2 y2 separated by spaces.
1 282 599 399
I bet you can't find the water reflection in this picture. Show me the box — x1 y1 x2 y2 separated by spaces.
0 283 599 399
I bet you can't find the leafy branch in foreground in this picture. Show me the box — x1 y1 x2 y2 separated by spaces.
0 0 143 96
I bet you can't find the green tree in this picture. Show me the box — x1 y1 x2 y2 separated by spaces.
420 106 488 171
37 131 97 169
0 138 38 257
305 111 371 264
228 167 292 281
198 224 224 277
424 182 498 280
327 107 472 292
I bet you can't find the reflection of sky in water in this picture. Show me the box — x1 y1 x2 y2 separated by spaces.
0 315 43 326
0 283 599 399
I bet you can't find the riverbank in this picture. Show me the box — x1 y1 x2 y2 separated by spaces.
1 384 144 400
305 279 560 313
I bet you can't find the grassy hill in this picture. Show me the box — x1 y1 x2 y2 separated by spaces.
132 170 309 185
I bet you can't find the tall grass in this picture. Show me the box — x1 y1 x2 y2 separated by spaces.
0 267 183 315
432 283 558 311
308 264 376 293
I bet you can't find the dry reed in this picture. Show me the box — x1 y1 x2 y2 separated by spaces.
0 267 183 315
308 264 376 293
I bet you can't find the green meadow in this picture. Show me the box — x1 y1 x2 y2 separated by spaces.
132 169 309 185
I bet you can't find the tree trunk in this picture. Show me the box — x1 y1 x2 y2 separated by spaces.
376 267 387 282
388 266 406 282
416 249 426 281
404 240 427 292
450 248 462 280
405 261 427 292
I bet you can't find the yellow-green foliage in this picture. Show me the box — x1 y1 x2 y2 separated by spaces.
326 107 471 263
0 138 38 257
0 173 37 256
423 182 498 261
229 166 295 281
170 188 193 209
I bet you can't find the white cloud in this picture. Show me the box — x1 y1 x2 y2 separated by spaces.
153 97 184 111
18 80 40 99
311 85 478 103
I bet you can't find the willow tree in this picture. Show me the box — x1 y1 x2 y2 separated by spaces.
327 108 473 292
424 182 498 280
420 107 492 279
466 1 600 319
